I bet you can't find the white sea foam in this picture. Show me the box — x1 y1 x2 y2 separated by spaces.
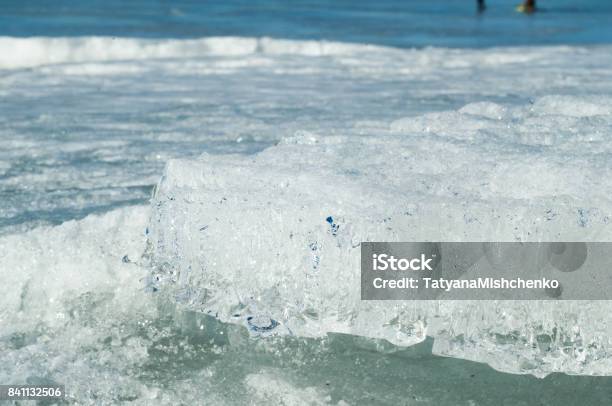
0 206 158 401
0 36 379 70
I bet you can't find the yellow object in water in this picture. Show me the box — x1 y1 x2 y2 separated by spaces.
516 4 535 13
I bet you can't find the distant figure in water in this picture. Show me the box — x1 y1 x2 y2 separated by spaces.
517 0 536 13
477 0 486 12
477 0 536 13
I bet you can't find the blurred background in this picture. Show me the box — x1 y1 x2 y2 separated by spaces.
2 0 612 47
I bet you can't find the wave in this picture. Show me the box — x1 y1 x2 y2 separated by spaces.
0 36 390 70
1 35 596 71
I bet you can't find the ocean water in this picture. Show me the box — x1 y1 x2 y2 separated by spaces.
2 1 612 405
2 0 612 47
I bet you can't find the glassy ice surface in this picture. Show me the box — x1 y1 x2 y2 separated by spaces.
3 1 612 404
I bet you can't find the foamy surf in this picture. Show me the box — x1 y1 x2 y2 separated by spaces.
3 37 611 234
0 36 386 70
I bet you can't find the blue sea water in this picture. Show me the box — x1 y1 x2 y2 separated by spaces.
2 0 612 47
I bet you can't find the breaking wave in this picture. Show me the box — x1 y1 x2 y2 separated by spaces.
0 36 388 70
